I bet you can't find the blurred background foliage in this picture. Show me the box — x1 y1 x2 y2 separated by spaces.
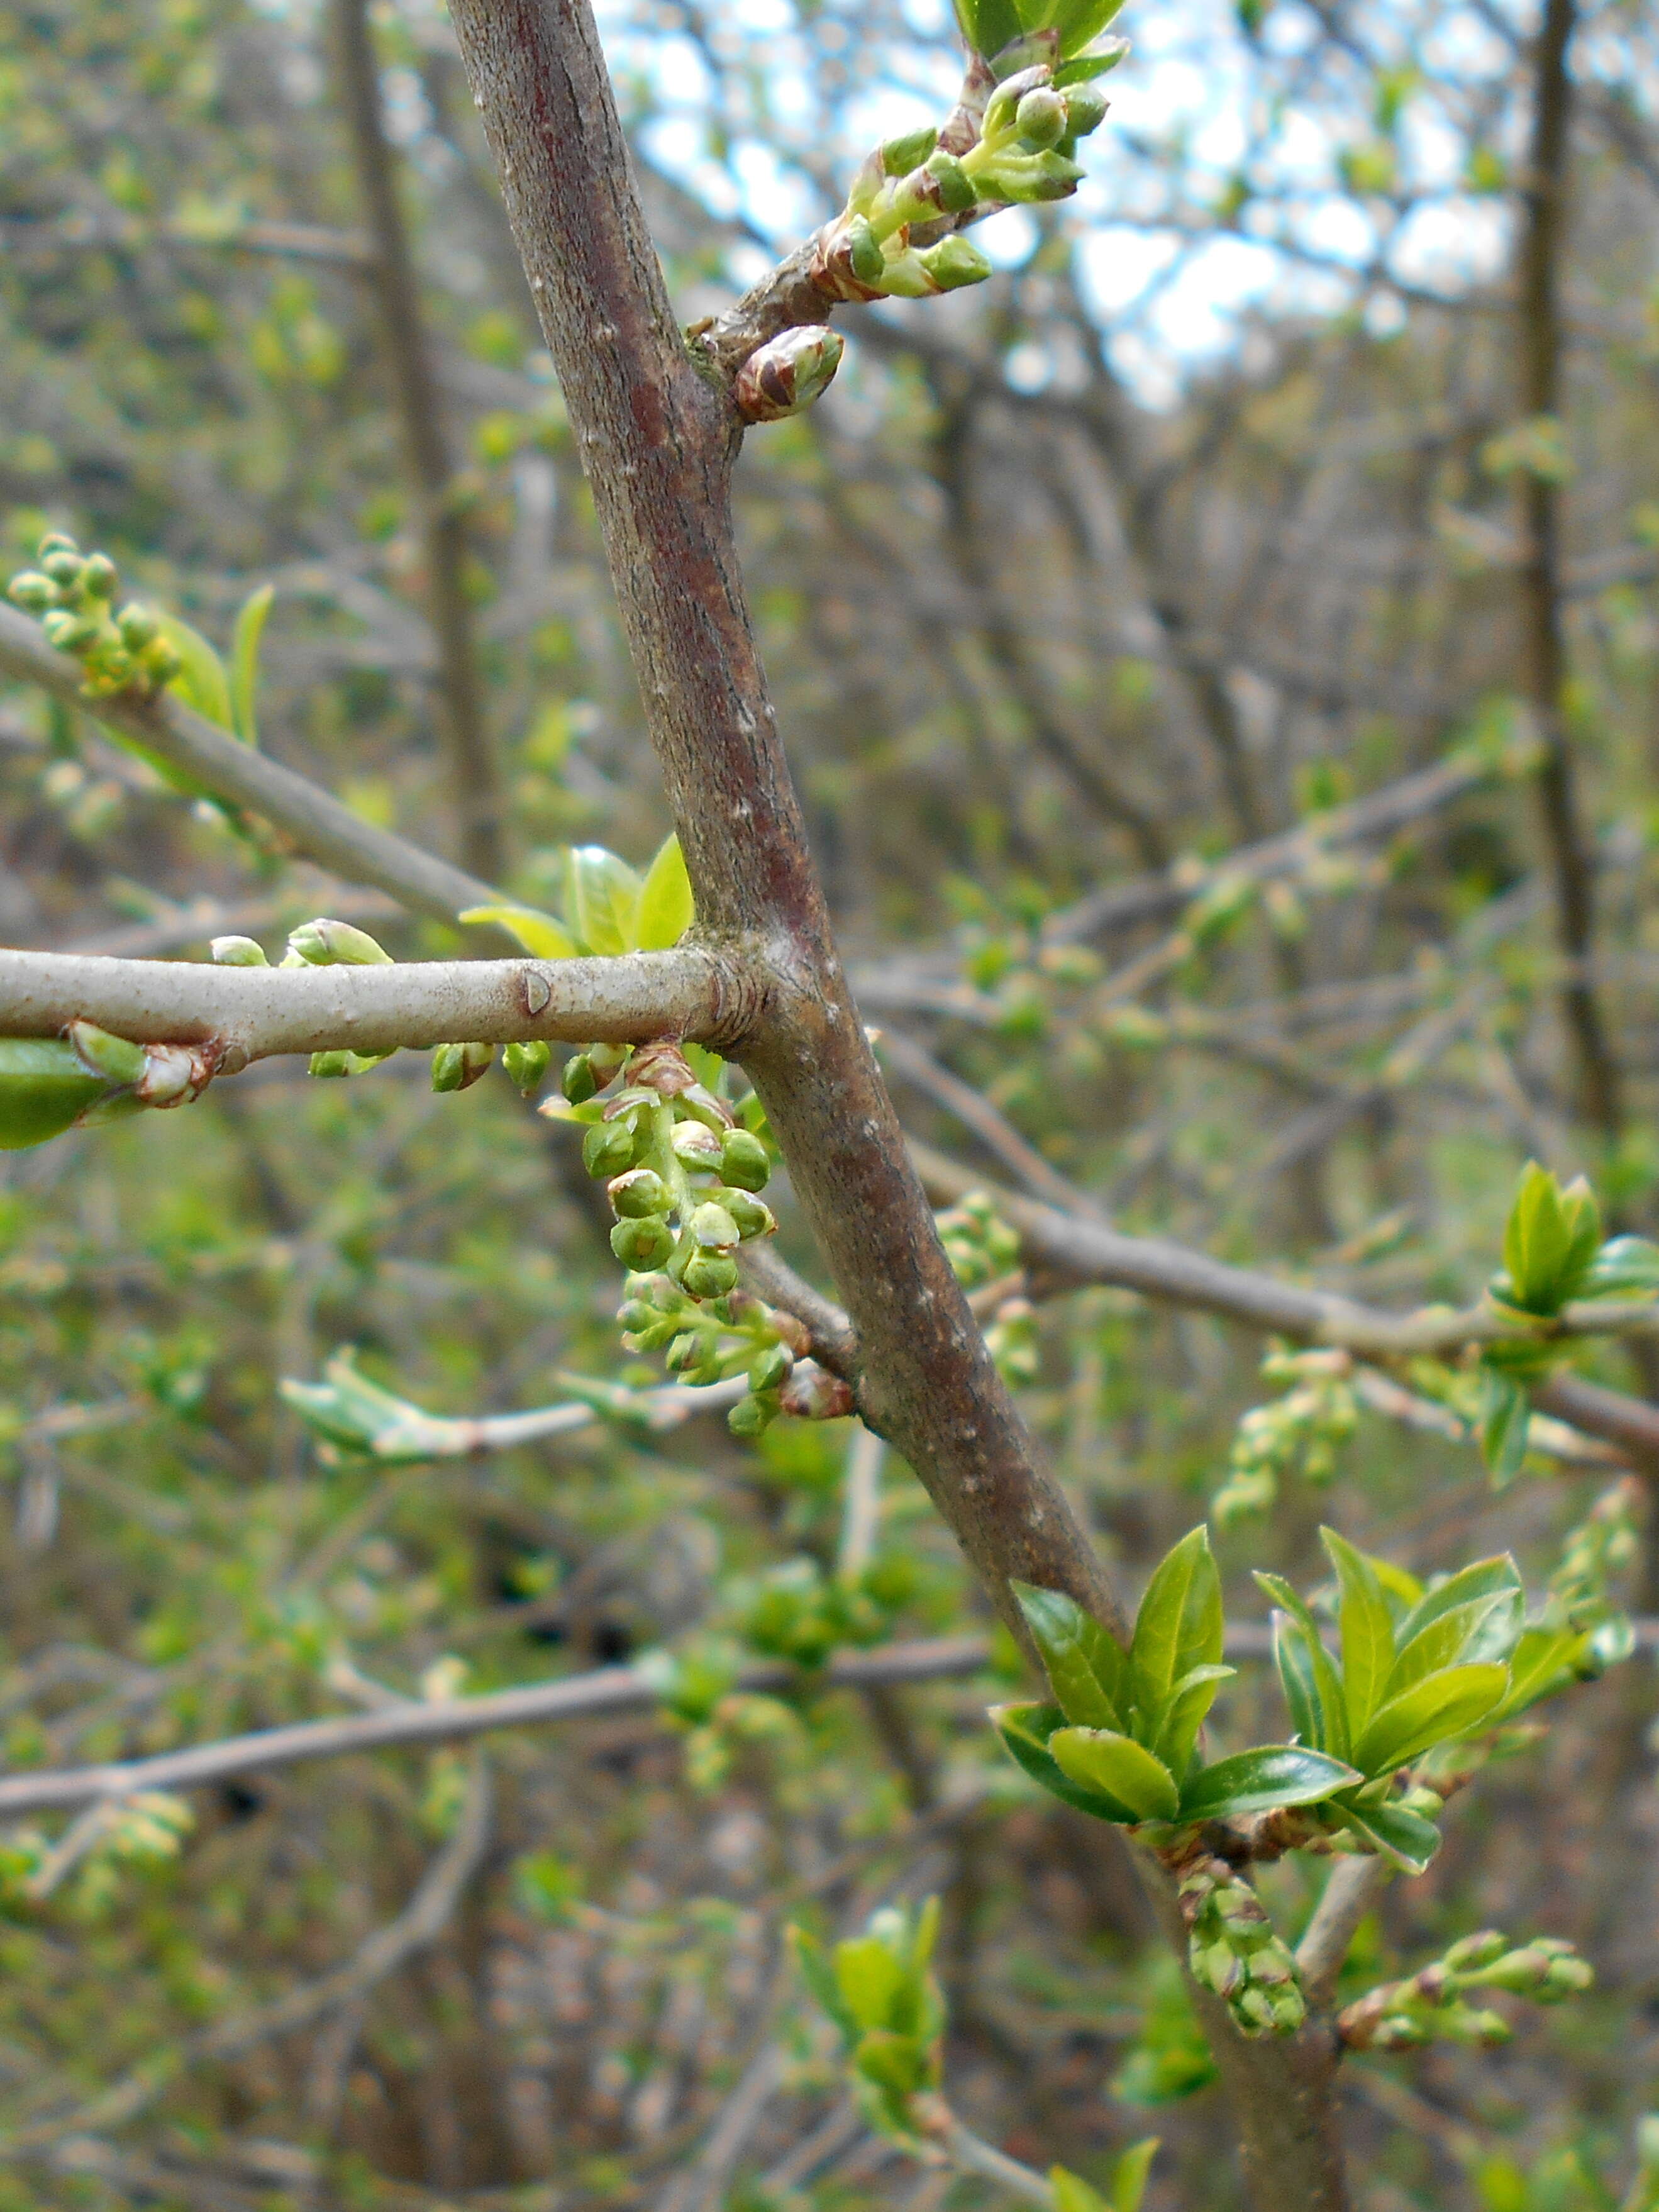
0 0 1658 2203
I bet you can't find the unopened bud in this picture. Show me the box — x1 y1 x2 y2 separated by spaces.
66 1021 147 1089
984 64 1054 140
920 236 994 292
584 1118 641 1178
1440 2006 1511 2047
1444 1930 1507 1971
689 1201 740 1251
211 935 269 966
749 1341 794 1392
779 1360 855 1420
80 553 118 599
611 1215 676 1269
431 1040 494 1092
287 917 393 967
735 326 845 426
609 1167 670 1218
844 214 885 287
681 1250 739 1299
1015 86 1068 146
42 609 94 650
41 548 84 587
1063 84 1109 136
141 636 182 684
1370 2015 1429 2050
729 1389 782 1437
673 1120 724 1167
722 1188 776 1240
116 601 159 648
921 151 978 213
134 1042 211 1107
8 572 56 613
309 1050 353 1078
881 124 939 175
719 1128 772 1190
504 1038 552 1092
562 1051 598 1104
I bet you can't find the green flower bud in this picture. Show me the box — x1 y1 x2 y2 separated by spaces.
1063 84 1109 136
8 572 57 613
624 1269 682 1308
80 553 118 599
309 1050 354 1078
141 636 182 685
609 1166 670 1218
1443 1930 1507 1971
584 1116 641 1178
749 1341 794 1392
882 125 940 175
431 1040 494 1092
287 917 393 966
504 1038 552 1093
735 325 845 425
983 64 1053 140
116 601 159 648
923 151 979 213
664 1330 704 1373
721 1188 776 1241
689 1201 740 1251
1370 2016 1429 2051
66 1021 147 1089
211 935 270 967
1015 86 1068 146
41 548 84 588
562 1050 599 1104
42 609 94 650
36 532 78 557
845 214 885 287
1438 2006 1511 2047
1542 1955 1594 1998
611 1214 676 1269
673 1120 724 1167
779 1360 856 1420
975 147 1084 203
0 1037 109 1150
719 1128 772 1191
728 1390 781 1438
681 1250 739 1300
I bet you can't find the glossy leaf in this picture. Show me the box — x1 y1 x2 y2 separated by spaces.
1157 1662 1236 1779
1333 1795 1441 1874
1351 1662 1509 1777
1050 1726 1180 1821
1177 1744 1358 1824
953 0 1023 61
1130 1526 1223 1754
1321 1527 1395 1740
1487 1623 1601 1722
1013 1581 1128 1730
633 833 696 951
1255 1571 1349 1762
1500 1162 1600 1314
458 903 579 960
155 609 233 730
569 845 642 957
1386 1557 1523 1697
990 1701 1140 1823
228 581 272 745
1051 37 1129 84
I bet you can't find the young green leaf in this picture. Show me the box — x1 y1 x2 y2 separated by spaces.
1486 1623 1602 1723
1385 1557 1524 1697
1109 2138 1160 2212
789 1924 857 2042
568 845 643 957
1051 38 1129 84
228 581 273 745
155 609 233 730
1131 1526 1223 1751
1321 1528 1395 1740
1255 1571 1349 1762
633 832 696 951
1579 1234 1659 1300
1157 1663 1236 1779
1477 1364 1533 1487
1049 1726 1180 1821
1176 1745 1358 1825
458 903 579 960
952 0 1023 60
990 1701 1140 1823
1332 1795 1441 1874
1050 2168 1109 2212
1351 1662 1509 1777
0 1037 110 1150
835 1935 906 2031
1499 1162 1601 1314
1012 1581 1128 1730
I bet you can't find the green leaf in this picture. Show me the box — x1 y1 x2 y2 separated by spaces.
1157 1663 1236 1779
1321 1528 1395 1740
633 833 696 951
1333 1794 1441 1874
1486 1623 1601 1722
1500 1162 1601 1314
835 1936 906 2031
1049 1727 1180 1821
1477 1365 1532 1487
1051 36 1129 83
1050 2168 1110 2212
458 903 579 960
1109 2139 1160 2212
1255 1571 1349 1762
1177 1745 1358 1824
0 1037 109 1150
568 845 642 957
1021 0 1126 58
1130 1526 1223 1754
1580 1234 1659 1299
953 0 1023 60
1351 1662 1509 1777
155 609 233 731
1385 1557 1524 1696
789 1924 856 2042
228 581 272 745
1012 1581 1129 1730
990 1701 1140 1823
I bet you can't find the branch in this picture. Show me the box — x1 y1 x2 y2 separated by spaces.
0 604 500 928
0 947 745 1063
335 0 502 880
1296 1859 1391 2011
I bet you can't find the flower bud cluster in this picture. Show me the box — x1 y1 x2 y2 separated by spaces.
936 1191 1036 1382
1179 1859 1306 2038
8 533 182 698
727 1552 918 1670
1338 1930 1593 2052
1212 1347 1358 1527
790 1900 945 2146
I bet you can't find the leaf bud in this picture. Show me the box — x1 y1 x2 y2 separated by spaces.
735 325 845 426
729 1391 781 1438
132 1042 211 1106
779 1360 856 1420
80 553 118 599
287 917 394 967
41 548 84 587
504 1038 552 1093
749 1341 794 1392
720 1128 772 1190
8 572 57 613
562 1050 599 1104
1015 86 1068 146
919 236 994 293
1063 84 1109 136
882 124 940 175
689 1201 740 1251
844 214 885 287
611 1214 677 1269
721 1188 777 1240
141 636 182 685
584 1117 641 1178
609 1166 670 1219
664 1330 704 1373
1438 2006 1511 2046
1443 1930 1507 1970
1370 2015 1429 2051
42 609 94 650
1542 1954 1594 1998
309 1050 354 1078
66 1021 147 1089
431 1040 495 1092
210 935 269 965
673 1120 724 1167
682 1250 740 1299
116 601 159 647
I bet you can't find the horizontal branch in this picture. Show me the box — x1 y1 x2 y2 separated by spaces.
0 947 756 1064
0 605 499 929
